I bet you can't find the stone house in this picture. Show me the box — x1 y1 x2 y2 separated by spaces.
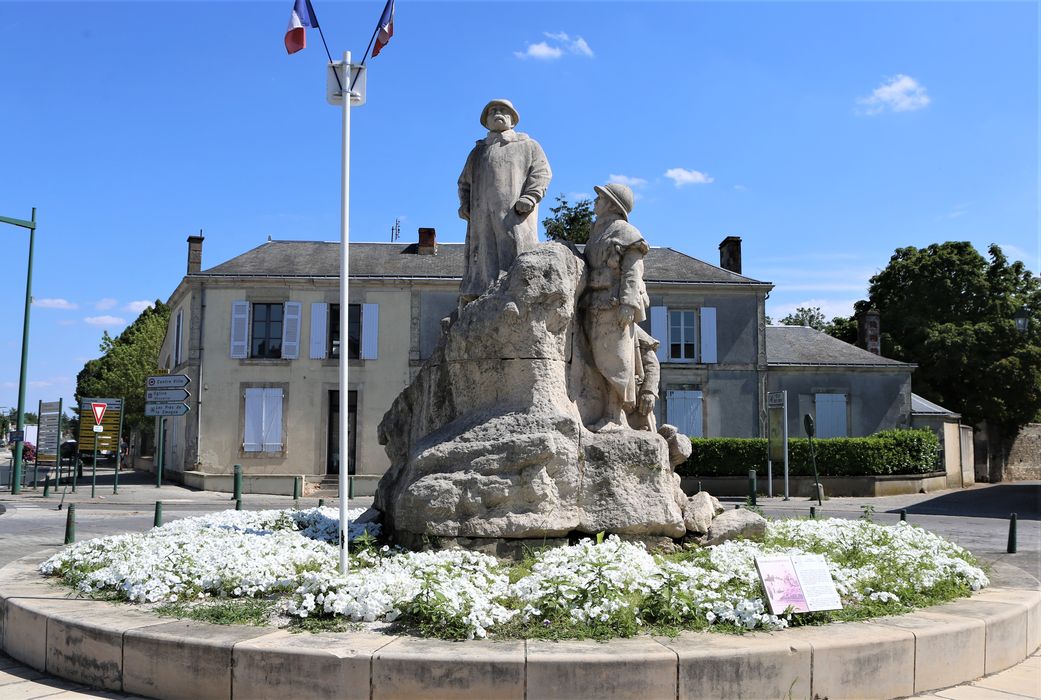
157 233 917 495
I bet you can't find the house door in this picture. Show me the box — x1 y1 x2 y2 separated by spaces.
327 390 357 475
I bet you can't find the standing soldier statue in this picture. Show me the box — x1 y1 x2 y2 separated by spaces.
457 99 552 304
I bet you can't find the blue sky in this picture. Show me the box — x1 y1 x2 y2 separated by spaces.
0 1 1037 415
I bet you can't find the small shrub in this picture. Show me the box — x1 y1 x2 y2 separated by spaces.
677 429 940 478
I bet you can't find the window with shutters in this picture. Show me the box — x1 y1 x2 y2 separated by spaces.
243 387 284 453
328 304 362 359
251 303 283 358
669 310 697 361
173 308 184 365
650 306 718 364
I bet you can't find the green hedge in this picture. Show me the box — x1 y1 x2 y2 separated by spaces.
677 429 941 478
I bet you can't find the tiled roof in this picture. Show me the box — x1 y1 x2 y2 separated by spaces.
766 326 913 368
198 240 769 286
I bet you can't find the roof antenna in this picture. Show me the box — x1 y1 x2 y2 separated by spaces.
267 234 272 242
391 218 400 242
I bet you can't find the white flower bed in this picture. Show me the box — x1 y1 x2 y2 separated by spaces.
39 510 987 640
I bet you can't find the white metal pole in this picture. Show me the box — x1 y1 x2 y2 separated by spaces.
338 50 352 575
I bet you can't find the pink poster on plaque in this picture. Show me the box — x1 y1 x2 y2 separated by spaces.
755 556 810 614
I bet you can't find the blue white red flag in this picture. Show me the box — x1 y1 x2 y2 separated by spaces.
285 0 318 55
371 0 395 57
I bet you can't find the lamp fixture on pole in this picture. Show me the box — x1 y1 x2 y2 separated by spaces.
1013 306 1030 334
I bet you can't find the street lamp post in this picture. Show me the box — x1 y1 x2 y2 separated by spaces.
0 208 37 494
1013 306 1030 335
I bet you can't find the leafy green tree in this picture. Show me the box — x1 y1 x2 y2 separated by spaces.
827 315 859 344
542 194 593 244
780 306 827 331
76 300 169 433
855 242 1041 434
779 306 858 343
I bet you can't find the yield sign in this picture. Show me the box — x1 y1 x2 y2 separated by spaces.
91 402 107 425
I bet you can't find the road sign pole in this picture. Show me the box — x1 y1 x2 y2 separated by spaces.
56 398 63 490
91 440 97 499
33 399 41 489
156 417 164 488
114 399 124 495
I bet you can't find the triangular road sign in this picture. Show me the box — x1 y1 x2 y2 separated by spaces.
91 402 107 425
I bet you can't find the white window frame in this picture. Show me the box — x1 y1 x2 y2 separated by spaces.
668 309 698 362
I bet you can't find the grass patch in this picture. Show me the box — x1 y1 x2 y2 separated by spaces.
153 598 275 626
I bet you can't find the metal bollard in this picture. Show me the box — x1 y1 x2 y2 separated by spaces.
1007 513 1017 554
235 498 242 511
318 498 325 508
64 504 76 544
233 464 243 502
810 506 816 519
293 475 302 500
900 509 907 522
154 501 163 527
43 473 50 498
747 470 757 506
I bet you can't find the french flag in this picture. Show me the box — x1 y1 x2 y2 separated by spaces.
371 0 395 57
285 0 318 55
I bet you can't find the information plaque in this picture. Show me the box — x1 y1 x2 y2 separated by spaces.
755 554 843 615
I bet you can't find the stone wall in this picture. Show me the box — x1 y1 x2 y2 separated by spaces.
1006 423 1041 481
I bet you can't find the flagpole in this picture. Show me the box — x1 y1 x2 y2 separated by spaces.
338 50 352 575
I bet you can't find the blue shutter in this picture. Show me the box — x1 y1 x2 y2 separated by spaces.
650 306 668 362
310 303 328 359
667 389 704 437
262 388 283 451
815 394 847 438
700 307 717 363
243 388 264 451
230 301 250 359
360 303 379 360
281 302 302 359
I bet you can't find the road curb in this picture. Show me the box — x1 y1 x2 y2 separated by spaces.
1 554 1038 700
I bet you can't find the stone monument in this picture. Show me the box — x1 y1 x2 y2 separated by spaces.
374 100 731 553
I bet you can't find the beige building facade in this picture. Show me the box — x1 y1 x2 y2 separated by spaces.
158 234 918 495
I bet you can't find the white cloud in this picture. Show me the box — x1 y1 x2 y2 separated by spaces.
94 297 118 311
57 319 78 327
997 242 1030 264
124 300 154 313
733 184 747 192
857 74 930 115
84 315 126 327
664 168 714 187
33 298 77 309
515 42 563 60
567 192 593 202
515 32 594 60
608 174 648 188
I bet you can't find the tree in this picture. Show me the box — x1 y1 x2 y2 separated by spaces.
855 242 1041 435
542 194 593 244
779 306 858 343
76 300 169 434
780 307 827 331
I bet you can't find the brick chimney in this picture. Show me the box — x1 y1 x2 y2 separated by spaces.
718 236 742 274
187 233 204 274
418 228 437 255
860 308 881 355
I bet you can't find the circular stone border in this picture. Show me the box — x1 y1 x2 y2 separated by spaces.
1 554 1038 700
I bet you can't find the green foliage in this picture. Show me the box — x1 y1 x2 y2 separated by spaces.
75 300 169 433
542 194 593 244
856 242 1041 433
154 598 274 626
677 429 941 477
780 306 827 331
827 315 859 344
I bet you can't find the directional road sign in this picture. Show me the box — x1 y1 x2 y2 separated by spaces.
147 375 191 389
145 388 190 403
145 402 190 417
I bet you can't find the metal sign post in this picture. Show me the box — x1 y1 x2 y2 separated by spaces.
90 402 106 499
767 391 790 500
114 400 125 494
144 375 191 489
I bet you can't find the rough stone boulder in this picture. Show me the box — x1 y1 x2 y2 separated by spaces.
375 243 686 543
703 508 768 546
683 491 724 535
